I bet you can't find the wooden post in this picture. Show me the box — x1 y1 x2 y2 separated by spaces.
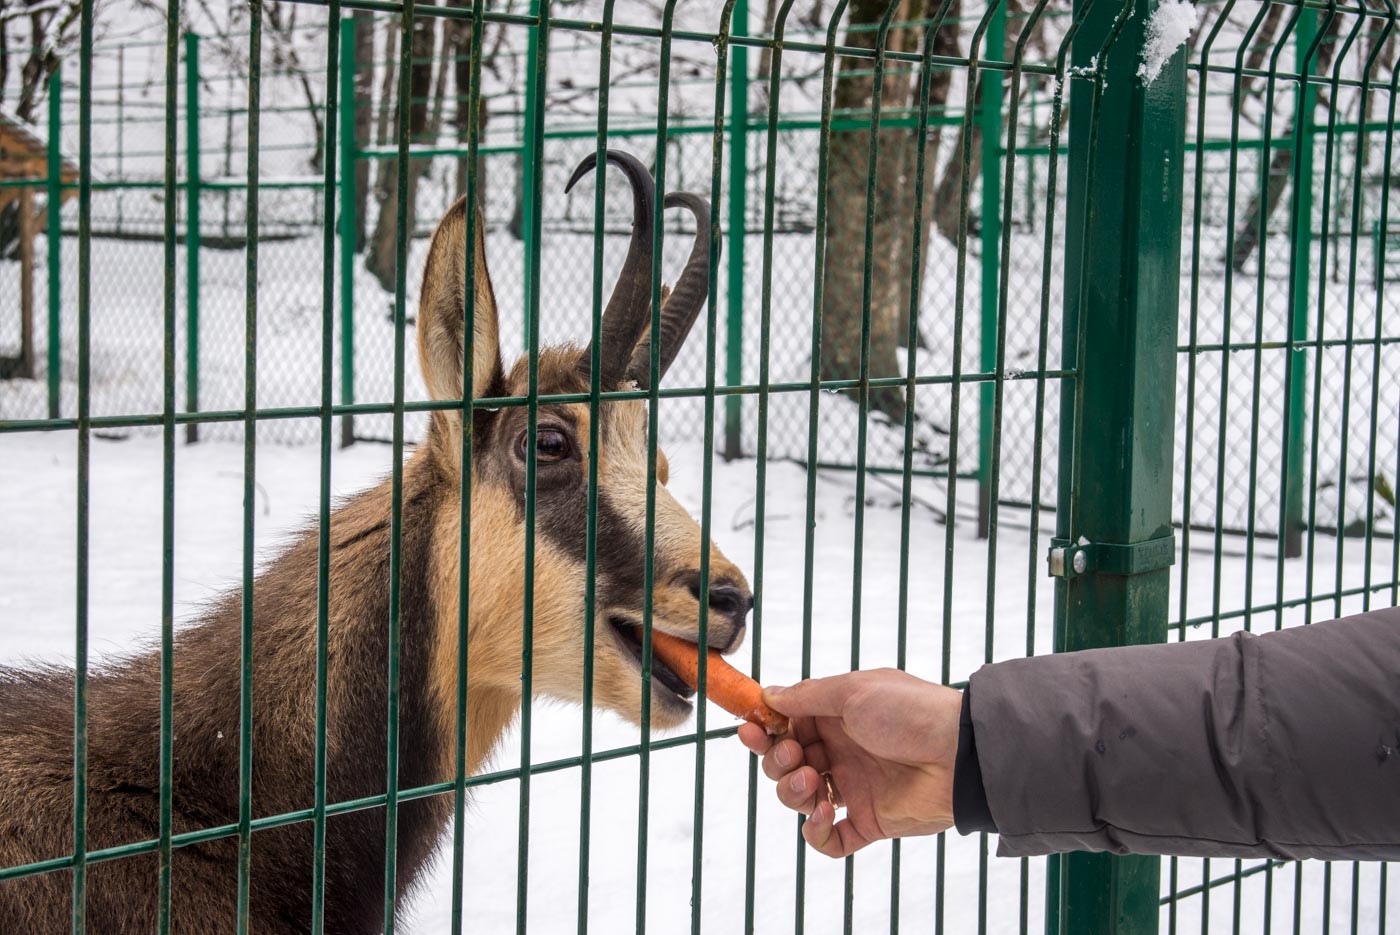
19 189 37 380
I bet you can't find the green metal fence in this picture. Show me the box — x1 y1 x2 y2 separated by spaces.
1 0 1398 932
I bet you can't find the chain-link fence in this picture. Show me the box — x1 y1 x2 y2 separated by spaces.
5 5 1395 546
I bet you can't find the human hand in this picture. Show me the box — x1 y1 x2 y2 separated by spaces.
736 668 962 858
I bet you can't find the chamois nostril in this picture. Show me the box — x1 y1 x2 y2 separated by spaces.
708 586 749 619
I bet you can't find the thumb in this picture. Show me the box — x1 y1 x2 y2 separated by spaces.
763 674 859 719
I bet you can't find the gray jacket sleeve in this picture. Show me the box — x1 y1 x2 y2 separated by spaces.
967 606 1400 860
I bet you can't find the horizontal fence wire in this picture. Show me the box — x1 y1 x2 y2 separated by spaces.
0 0 1396 933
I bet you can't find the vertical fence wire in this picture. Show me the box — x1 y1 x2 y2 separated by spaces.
1363 7 1400 619
575 7 613 935
452 5 486 931
310 3 342 932
844 5 904 929
890 5 957 928
797 5 852 930
1243 3 1308 923
1210 4 1265 915
159 0 182 928
185 32 202 446
639 6 676 930
690 4 739 930
382 0 415 928
1273 1 1329 655
950 4 1005 927
987 2 1052 929
69 4 94 932
47 67 63 421
518 3 550 931
1305 5 1361 634
236 5 262 932
745 5 800 931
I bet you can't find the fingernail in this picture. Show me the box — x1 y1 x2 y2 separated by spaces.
764 684 785 696
774 743 791 769
790 771 807 795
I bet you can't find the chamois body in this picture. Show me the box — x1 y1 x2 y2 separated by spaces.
0 449 513 933
0 152 751 932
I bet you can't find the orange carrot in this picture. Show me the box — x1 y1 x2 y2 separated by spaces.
649 629 790 736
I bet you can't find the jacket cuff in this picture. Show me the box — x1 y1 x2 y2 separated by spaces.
953 684 997 835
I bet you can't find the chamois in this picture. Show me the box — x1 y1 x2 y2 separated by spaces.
0 150 753 933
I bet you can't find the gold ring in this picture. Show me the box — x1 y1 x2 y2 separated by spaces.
820 771 841 810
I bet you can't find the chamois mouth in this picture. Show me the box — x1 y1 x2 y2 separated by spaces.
606 615 697 705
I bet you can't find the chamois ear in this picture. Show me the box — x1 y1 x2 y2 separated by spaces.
416 196 502 411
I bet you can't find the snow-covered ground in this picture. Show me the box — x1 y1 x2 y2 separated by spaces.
2 431 1395 932
3 1 1398 928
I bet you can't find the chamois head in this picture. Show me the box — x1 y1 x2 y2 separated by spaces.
415 150 751 730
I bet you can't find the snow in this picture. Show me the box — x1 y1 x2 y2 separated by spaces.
3 431 1397 932
1138 0 1199 86
3 2 1399 927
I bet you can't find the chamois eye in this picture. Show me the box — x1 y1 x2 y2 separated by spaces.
516 428 572 463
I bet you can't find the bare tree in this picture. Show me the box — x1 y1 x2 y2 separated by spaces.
263 2 325 171
365 7 438 291
8 0 82 123
1 0 80 259
891 0 962 345
820 0 919 423
1229 14 1342 270
352 10 374 250
449 16 488 204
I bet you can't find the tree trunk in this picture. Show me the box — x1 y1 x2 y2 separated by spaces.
369 16 399 218
1238 3 1283 100
891 0 961 347
17 190 35 379
451 20 489 205
931 101 983 247
1 21 10 111
353 10 374 251
1229 15 1340 270
819 0 915 424
366 10 437 292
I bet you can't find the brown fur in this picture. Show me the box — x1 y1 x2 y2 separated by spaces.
0 195 749 932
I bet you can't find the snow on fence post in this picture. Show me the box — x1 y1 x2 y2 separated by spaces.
1047 0 1189 929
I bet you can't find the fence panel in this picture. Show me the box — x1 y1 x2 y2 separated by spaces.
0 1 1397 933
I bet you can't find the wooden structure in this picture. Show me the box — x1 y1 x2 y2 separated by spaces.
0 106 77 380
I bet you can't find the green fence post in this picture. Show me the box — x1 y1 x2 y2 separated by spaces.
1048 0 1187 930
723 0 749 462
339 14 357 448
1283 8 1317 559
521 0 541 352
46 67 62 419
185 32 201 444
977 2 1005 539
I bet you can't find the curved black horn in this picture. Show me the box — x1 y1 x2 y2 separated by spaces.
625 191 716 389
565 150 656 386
